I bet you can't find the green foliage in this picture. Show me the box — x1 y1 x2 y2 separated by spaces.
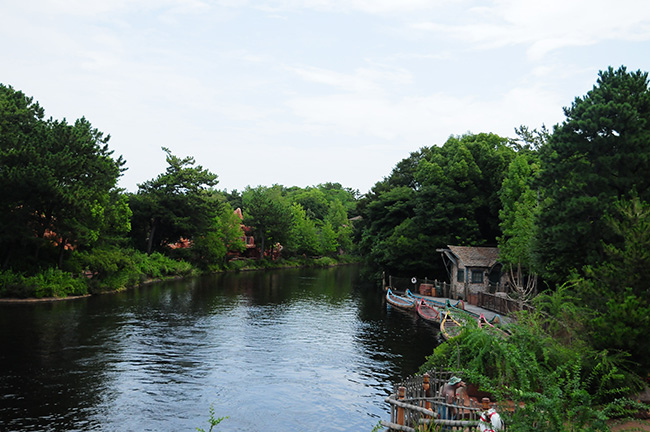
358 133 514 276
196 404 227 432
575 197 650 375
130 147 219 255
63 247 193 293
0 268 86 298
420 287 645 430
311 256 338 267
498 151 540 270
325 199 354 254
534 66 650 284
242 185 292 256
0 84 126 270
285 203 321 256
318 221 338 256
191 202 245 271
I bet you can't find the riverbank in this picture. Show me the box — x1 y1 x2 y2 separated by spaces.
0 255 363 302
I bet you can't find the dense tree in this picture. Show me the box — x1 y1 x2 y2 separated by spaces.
498 152 539 269
358 133 514 277
221 189 243 211
288 187 329 221
0 84 126 269
324 199 353 253
0 84 46 267
316 182 359 215
43 118 127 267
285 203 320 256
130 147 219 254
191 201 245 270
577 197 650 375
534 66 650 283
241 185 292 257
357 184 417 274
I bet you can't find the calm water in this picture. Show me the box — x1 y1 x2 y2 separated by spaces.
0 265 440 431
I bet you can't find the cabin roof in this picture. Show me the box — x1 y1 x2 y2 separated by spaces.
446 245 499 268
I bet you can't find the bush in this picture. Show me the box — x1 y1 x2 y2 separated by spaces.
68 248 193 293
31 268 87 297
312 256 337 267
0 270 31 298
0 268 87 298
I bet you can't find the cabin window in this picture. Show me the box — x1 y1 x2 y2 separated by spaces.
456 269 464 282
471 270 484 283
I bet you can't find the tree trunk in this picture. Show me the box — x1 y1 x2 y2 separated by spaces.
259 232 265 260
146 219 157 255
57 240 66 269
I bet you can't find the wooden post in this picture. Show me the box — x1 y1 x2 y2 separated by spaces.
423 373 431 411
397 386 406 425
389 275 393 291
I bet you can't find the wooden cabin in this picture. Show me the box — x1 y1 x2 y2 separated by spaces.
438 245 505 305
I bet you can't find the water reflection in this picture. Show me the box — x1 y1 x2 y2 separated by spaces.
0 266 439 431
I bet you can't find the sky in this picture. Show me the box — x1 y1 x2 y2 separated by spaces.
2 0 650 195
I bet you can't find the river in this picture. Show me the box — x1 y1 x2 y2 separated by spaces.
0 265 440 431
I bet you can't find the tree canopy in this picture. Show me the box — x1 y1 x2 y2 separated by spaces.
129 147 220 255
357 133 515 277
0 84 127 269
534 66 650 284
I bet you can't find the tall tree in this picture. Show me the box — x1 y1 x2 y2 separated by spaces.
43 118 126 267
0 84 126 269
191 201 245 269
241 185 292 258
130 147 219 254
534 66 650 284
497 151 540 304
0 84 46 267
577 197 650 374
357 133 514 277
285 202 320 256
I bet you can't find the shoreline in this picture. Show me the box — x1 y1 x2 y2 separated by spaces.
0 260 362 303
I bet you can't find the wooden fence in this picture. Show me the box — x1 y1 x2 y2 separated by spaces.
386 276 452 298
477 292 534 316
382 370 499 432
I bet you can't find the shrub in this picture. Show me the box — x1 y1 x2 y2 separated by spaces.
0 270 31 298
30 268 87 298
0 269 87 298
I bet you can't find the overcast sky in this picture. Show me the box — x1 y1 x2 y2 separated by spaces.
3 0 650 194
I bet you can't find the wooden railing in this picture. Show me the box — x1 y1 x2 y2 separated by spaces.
386 275 451 298
382 370 499 431
477 292 534 315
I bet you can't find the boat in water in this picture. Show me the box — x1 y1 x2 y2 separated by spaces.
416 298 442 324
386 288 417 310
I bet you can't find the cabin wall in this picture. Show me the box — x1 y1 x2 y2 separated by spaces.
450 262 492 305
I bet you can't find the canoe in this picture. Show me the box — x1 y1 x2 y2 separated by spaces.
416 299 442 324
386 288 417 310
406 289 466 310
440 308 467 340
478 313 509 338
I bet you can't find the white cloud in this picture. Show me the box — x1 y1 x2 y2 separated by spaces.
285 63 411 94
2 0 649 194
412 0 650 60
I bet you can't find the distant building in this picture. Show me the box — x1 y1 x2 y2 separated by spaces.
437 245 505 304
231 208 259 259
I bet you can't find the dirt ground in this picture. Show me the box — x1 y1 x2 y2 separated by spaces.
609 420 650 431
